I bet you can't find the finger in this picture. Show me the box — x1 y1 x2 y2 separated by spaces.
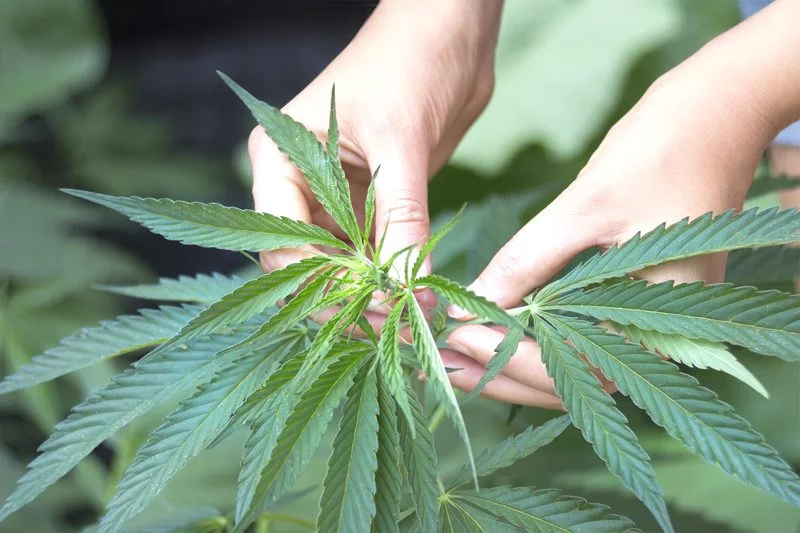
446 325 556 394
439 349 564 409
636 253 727 285
461 188 600 312
249 126 318 272
373 149 432 279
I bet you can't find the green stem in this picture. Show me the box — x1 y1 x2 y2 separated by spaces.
256 513 315 530
428 403 447 433
252 516 270 533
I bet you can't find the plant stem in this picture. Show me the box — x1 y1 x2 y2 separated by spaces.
256 513 315 530
428 403 447 433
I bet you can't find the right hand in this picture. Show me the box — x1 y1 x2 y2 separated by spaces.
249 0 503 280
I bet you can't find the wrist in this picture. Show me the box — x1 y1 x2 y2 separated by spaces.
668 0 800 143
373 0 503 58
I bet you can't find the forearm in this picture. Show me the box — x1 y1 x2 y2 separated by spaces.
357 0 504 72
665 0 800 146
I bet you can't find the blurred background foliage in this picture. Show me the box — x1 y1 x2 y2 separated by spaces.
0 1 797 532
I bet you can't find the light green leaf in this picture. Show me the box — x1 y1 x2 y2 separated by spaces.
407 297 475 482
377 294 414 436
371 373 402 533
464 327 524 402
0 321 266 523
364 168 378 242
158 257 329 351
319 366 380 533
399 384 439 533
725 246 800 286
533 318 672 533
619 324 768 398
236 344 369 530
449 415 571 489
538 207 800 301
300 290 373 371
417 274 518 328
63 189 348 252
98 334 300 532
218 73 362 246
411 206 464 279
234 350 311 522
546 314 800 510
440 499 513 533
96 273 246 303
547 280 800 360
452 485 638 533
0 304 200 395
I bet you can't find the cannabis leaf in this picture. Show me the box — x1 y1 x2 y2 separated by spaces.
448 486 637 532
538 207 800 301
318 365 380 533
218 73 363 248
407 296 476 482
619 324 768 398
236 344 369 530
371 373 402 533
0 304 198 394
399 384 439 533
98 335 303 532
377 293 415 435
63 189 349 252
534 318 673 533
96 272 245 303
6 76 800 533
448 415 571 488
546 280 800 359
545 314 800 508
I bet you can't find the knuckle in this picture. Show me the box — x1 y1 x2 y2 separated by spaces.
491 246 522 282
386 194 429 229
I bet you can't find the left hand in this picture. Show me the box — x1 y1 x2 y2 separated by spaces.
444 60 779 407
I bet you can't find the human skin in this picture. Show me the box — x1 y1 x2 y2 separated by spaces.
249 0 800 407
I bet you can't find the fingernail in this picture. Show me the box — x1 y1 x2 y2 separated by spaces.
447 304 474 321
367 291 391 314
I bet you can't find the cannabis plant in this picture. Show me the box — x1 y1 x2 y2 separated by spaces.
1 73 799 533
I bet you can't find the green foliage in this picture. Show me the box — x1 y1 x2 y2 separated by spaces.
537 208 800 301
97 273 245 303
448 414 571 489
534 318 673 533
546 280 800 359
619 324 768 398
318 365 380 533
2 77 799 533
63 189 349 253
444 486 638 533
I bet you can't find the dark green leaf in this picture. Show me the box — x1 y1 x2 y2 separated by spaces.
63 189 348 252
547 280 800 360
318 366 380 533
371 373 402 533
534 318 672 533
449 415 571 488
218 74 362 246
0 305 199 395
547 314 800 510
539 207 800 301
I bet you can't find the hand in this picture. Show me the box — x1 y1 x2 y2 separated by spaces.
445 63 780 407
249 0 502 279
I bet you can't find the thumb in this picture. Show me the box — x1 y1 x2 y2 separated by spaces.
374 151 431 279
460 192 600 312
